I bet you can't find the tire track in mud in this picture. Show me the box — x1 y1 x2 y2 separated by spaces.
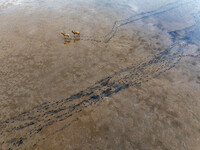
1 1 200 150
1 39 199 150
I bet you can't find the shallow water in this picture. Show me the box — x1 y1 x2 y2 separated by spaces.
0 0 200 149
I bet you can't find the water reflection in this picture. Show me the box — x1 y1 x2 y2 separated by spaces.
64 40 71 45
73 37 80 43
63 37 81 44
0 0 24 7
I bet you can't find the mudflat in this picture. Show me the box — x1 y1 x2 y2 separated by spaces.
0 0 200 149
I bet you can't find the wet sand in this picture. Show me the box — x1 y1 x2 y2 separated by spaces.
0 0 200 149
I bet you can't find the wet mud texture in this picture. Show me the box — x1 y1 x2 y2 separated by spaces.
0 0 200 149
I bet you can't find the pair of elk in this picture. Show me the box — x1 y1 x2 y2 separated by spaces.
61 31 80 38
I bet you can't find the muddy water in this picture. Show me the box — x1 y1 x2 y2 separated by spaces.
0 0 200 149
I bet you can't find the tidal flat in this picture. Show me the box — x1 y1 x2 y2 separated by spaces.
0 0 200 149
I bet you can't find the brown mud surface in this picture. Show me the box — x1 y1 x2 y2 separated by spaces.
0 0 200 149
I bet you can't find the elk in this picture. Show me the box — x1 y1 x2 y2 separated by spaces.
72 30 80 36
61 32 70 37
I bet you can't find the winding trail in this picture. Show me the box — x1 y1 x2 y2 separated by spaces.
79 0 196 43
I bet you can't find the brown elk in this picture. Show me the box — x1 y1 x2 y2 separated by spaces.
72 30 80 36
61 32 70 37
